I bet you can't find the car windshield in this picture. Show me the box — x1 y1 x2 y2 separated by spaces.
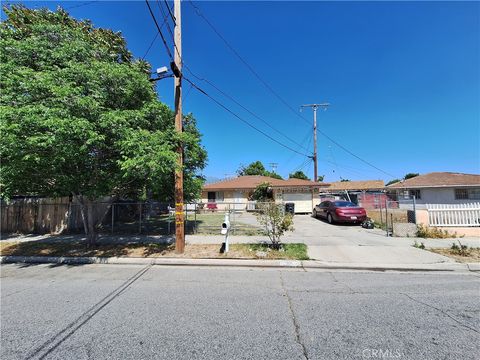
334 201 357 207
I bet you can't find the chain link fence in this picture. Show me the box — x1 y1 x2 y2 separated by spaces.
1 199 271 237
359 194 417 237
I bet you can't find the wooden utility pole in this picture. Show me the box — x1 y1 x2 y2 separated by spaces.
301 103 329 182
174 0 184 253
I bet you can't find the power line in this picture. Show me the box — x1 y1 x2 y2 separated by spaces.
163 0 176 23
284 128 312 166
187 0 310 127
292 157 312 174
187 0 396 179
183 77 311 158
157 0 183 59
154 3 313 161
183 66 312 153
316 128 397 178
145 0 173 61
149 0 396 180
142 32 159 60
182 82 194 106
66 1 98 10
141 4 173 60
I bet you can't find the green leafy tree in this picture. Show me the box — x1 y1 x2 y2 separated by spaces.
289 171 309 180
386 179 401 186
255 203 294 249
0 6 206 244
404 173 419 180
265 171 283 180
237 161 283 179
237 161 267 176
251 182 273 201
340 179 351 182
317 175 325 182
386 173 419 186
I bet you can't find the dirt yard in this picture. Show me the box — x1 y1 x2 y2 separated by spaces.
429 248 480 263
0 241 308 260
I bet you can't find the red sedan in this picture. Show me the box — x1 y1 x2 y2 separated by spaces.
313 200 367 224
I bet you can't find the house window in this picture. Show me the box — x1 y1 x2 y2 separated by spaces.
207 192 216 202
455 189 468 200
409 190 421 200
469 189 480 200
208 191 225 202
455 188 480 200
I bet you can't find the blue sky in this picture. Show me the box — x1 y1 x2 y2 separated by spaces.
4 1 480 182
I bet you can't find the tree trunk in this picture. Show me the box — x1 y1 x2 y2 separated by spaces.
86 200 98 246
75 194 98 247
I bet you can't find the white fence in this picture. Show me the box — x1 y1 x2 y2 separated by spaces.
427 203 480 227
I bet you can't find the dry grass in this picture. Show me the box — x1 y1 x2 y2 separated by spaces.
0 241 19 252
416 224 460 239
0 241 307 260
429 248 480 263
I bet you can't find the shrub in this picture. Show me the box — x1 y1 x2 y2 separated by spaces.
255 202 294 249
416 224 457 239
451 241 470 256
413 240 425 249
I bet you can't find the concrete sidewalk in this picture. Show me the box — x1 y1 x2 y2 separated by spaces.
3 232 478 269
306 245 454 265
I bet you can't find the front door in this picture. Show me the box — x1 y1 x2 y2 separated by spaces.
234 191 243 210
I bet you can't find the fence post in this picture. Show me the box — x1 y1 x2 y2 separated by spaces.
412 195 417 224
390 213 393 234
168 213 171 234
194 203 197 234
379 202 383 227
139 203 142 234
385 200 389 237
111 203 114 234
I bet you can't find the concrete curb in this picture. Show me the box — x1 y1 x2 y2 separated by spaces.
1 255 478 272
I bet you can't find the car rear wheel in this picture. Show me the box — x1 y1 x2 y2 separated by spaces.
327 213 333 224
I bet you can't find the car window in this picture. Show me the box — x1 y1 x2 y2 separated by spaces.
334 201 357 207
319 201 327 207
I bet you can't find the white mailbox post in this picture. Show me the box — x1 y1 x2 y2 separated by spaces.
221 212 230 253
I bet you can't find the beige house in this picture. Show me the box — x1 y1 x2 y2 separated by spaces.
201 176 328 213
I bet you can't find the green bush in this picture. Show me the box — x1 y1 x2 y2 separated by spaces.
412 240 425 249
450 242 470 256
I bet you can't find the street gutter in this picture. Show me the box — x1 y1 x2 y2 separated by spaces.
1 255 478 273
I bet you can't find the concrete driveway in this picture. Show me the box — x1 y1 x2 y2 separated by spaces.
284 215 480 265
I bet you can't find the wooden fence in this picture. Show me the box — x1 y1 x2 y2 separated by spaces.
1 198 110 235
426 203 480 227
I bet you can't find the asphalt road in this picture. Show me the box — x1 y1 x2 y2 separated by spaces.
1 264 479 360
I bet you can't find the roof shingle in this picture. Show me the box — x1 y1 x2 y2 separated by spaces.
387 172 480 188
324 180 385 191
203 176 327 190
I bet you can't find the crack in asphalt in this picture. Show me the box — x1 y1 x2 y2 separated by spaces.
279 271 309 360
25 265 152 360
329 272 358 294
401 293 480 335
